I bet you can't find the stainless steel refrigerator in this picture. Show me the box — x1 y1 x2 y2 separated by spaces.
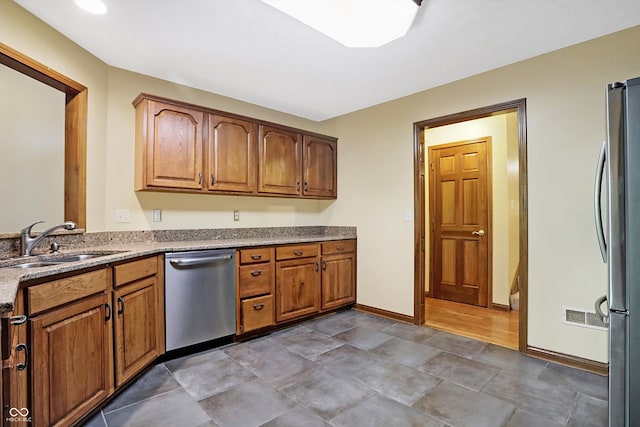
594 76 640 427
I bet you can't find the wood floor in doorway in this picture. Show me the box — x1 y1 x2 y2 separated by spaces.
424 297 518 350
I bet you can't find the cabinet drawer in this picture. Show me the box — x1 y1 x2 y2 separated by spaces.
241 295 274 333
276 244 319 260
114 256 158 287
322 240 356 255
27 269 109 315
240 248 271 264
239 264 273 298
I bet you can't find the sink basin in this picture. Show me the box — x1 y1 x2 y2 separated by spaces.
6 261 62 269
1 251 125 269
49 254 107 263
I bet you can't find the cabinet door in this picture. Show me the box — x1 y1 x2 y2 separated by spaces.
258 125 302 195
207 115 257 193
114 276 161 387
321 253 356 310
276 258 320 322
145 100 204 189
303 135 337 198
30 293 113 427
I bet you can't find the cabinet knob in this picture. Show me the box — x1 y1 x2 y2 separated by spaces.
304 182 308 192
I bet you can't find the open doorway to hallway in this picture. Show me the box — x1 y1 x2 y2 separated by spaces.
413 99 528 352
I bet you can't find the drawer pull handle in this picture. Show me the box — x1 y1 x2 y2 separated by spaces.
322 261 327 271
117 297 124 315
315 262 319 272
253 303 265 310
105 303 112 321
10 315 27 325
251 270 262 276
16 343 28 371
251 254 262 260
294 250 303 256
336 246 344 251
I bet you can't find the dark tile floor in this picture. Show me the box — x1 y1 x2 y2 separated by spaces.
82 310 608 427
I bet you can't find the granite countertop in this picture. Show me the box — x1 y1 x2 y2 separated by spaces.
0 227 356 315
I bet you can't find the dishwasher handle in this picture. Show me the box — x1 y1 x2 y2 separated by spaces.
169 254 233 267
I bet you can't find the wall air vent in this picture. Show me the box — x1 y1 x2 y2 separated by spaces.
563 307 609 330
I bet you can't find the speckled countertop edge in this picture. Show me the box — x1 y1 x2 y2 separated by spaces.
0 231 356 315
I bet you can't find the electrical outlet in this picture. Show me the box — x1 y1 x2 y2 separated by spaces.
233 210 240 221
115 209 131 223
153 209 162 222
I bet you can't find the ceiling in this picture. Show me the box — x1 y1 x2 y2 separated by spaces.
14 0 640 121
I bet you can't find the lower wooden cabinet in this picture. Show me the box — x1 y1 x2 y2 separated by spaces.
237 248 275 334
236 240 356 337
321 240 356 310
2 255 164 427
113 256 164 387
30 293 114 427
275 256 321 322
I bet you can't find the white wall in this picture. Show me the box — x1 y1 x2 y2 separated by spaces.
423 112 518 307
326 27 640 362
0 65 64 232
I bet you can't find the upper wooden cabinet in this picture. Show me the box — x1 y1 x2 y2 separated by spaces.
258 125 302 196
208 115 257 193
303 135 337 198
135 99 204 190
134 94 337 199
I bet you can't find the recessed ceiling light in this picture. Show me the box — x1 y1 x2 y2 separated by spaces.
74 0 107 14
262 0 421 48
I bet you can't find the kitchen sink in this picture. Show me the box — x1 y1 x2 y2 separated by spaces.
1 251 125 269
48 254 107 263
6 261 63 269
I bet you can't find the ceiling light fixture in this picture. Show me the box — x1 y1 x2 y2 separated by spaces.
74 0 107 14
261 0 422 48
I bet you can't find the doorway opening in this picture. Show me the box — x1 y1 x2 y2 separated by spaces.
413 99 528 352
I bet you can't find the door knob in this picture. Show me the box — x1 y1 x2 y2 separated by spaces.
472 230 485 236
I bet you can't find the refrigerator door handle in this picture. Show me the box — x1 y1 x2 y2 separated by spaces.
594 294 609 320
594 141 607 262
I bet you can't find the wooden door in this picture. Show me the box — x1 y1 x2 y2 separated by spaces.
30 293 113 427
429 139 490 307
258 125 302 196
321 253 355 310
275 258 320 322
302 135 337 198
207 115 257 193
114 276 160 387
145 100 204 189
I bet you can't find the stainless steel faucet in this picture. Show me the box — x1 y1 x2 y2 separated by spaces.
20 221 77 256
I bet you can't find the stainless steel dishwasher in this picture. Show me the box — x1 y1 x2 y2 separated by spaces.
165 249 236 351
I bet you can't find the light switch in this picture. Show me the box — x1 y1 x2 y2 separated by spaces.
115 209 131 223
153 209 162 222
